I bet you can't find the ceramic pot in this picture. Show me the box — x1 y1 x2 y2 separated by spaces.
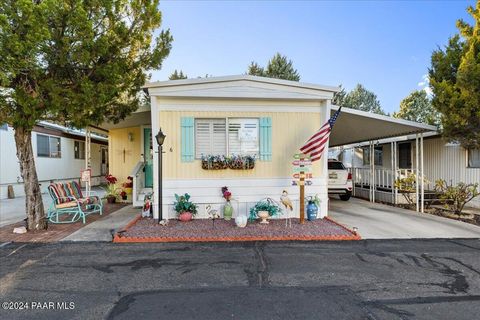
179 212 193 222
306 202 318 221
107 195 116 204
235 215 248 228
258 210 270 224
223 201 233 220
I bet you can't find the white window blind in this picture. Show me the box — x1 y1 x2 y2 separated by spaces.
37 134 61 158
228 118 259 156
195 119 226 158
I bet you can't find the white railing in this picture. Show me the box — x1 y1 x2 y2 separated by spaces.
131 161 145 206
352 168 415 189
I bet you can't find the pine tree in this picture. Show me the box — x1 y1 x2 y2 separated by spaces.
169 70 187 80
246 53 300 81
342 84 386 115
429 2 480 148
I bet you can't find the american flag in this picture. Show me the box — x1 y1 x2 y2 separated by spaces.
299 107 342 162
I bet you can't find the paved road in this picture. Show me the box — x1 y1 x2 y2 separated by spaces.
329 198 480 239
1 239 480 319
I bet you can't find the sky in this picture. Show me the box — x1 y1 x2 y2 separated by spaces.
151 0 476 114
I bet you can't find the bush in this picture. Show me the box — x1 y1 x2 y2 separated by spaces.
434 180 479 215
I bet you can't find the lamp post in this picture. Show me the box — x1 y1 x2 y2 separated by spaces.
155 128 166 222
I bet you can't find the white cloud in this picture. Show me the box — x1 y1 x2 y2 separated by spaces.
418 74 432 97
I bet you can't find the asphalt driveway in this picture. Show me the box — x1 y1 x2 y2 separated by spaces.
329 197 480 239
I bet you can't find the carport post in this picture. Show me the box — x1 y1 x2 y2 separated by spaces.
393 141 398 205
420 133 424 213
415 134 419 212
391 142 394 203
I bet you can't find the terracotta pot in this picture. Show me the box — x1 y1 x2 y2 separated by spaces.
179 212 193 222
258 211 270 224
107 196 116 204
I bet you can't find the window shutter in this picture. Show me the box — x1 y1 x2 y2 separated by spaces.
181 117 194 162
259 117 272 161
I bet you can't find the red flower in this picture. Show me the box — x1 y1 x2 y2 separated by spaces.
105 174 117 184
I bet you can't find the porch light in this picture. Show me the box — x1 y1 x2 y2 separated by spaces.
155 128 166 146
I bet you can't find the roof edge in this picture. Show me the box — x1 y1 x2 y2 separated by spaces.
144 75 341 93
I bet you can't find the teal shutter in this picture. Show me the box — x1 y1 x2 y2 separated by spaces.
181 117 194 162
259 117 272 161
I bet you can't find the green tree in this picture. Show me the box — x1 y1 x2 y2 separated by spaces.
429 2 480 148
393 90 440 126
246 62 265 77
342 84 386 115
332 85 347 106
247 53 300 81
169 69 187 80
0 0 172 230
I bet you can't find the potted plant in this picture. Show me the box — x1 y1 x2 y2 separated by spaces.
249 198 281 224
173 193 198 222
103 174 120 203
221 186 234 220
120 190 128 201
122 176 133 195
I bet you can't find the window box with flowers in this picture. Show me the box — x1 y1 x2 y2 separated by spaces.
201 154 256 170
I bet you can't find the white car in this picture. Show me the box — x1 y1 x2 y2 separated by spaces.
327 159 353 201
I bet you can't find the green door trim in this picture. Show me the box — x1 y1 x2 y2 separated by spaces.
143 128 153 188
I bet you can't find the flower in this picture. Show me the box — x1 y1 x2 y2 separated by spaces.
222 186 232 201
105 174 117 185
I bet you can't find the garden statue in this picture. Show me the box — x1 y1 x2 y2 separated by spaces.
280 190 293 227
206 204 220 228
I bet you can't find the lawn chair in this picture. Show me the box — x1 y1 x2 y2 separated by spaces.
47 181 103 224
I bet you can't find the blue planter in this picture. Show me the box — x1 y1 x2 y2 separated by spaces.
306 202 318 221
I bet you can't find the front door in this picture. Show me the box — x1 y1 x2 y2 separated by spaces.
144 128 153 188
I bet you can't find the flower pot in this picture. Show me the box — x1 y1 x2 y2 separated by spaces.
235 215 248 228
179 212 193 222
223 201 233 220
306 202 318 221
258 210 270 224
107 196 116 204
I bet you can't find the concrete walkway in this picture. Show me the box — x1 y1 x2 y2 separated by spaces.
0 187 105 227
329 197 480 239
61 205 139 242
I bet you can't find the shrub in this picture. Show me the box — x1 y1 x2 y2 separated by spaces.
434 180 479 215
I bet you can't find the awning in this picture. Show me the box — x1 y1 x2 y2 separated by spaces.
329 106 437 147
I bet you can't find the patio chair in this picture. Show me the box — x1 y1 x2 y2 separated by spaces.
47 181 103 224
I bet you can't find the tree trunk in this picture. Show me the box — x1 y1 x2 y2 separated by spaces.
14 127 47 230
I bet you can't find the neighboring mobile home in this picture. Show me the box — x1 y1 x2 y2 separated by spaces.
101 75 434 220
330 132 480 208
0 122 108 199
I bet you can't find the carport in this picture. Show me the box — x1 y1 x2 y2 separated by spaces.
329 106 437 213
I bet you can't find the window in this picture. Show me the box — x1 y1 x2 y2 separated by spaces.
194 118 259 158
468 149 480 168
195 119 226 158
37 134 61 158
228 118 259 156
0 124 7 131
74 141 85 159
363 146 383 166
328 161 345 170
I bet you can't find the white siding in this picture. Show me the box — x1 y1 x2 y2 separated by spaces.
423 137 480 208
0 126 107 199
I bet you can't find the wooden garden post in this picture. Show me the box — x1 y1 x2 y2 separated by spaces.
299 170 305 224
